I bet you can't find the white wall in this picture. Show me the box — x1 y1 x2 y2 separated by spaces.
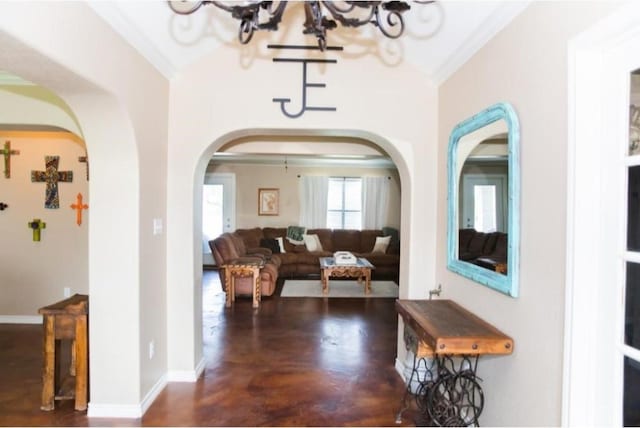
436 2 621 425
0 2 169 415
0 132 88 318
167 31 439 375
207 163 401 230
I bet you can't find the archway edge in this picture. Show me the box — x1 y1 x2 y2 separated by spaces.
166 126 414 378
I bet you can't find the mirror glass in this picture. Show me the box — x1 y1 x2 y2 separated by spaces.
447 103 520 297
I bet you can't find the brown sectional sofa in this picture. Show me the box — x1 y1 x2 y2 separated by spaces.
209 227 400 297
458 228 507 271
235 227 400 279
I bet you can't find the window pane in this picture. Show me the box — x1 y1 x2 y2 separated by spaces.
624 356 640 426
628 166 640 251
327 179 343 210
327 211 342 229
626 262 640 350
344 211 361 230
344 179 362 211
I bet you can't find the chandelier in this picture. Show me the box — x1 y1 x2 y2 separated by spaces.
168 1 434 51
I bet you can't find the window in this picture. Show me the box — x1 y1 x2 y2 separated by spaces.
327 177 362 229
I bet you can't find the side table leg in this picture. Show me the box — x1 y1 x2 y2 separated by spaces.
74 315 88 411
322 270 329 294
225 268 232 308
365 269 371 294
252 269 260 309
41 315 55 411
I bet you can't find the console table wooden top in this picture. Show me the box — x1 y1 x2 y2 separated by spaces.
396 299 514 356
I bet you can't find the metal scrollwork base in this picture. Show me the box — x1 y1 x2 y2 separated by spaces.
396 329 484 427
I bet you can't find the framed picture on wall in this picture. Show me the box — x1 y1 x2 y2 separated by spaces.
258 188 279 216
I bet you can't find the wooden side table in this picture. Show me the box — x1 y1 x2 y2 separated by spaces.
38 294 88 411
395 299 513 426
224 261 264 308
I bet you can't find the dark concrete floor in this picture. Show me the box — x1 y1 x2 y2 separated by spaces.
0 271 414 427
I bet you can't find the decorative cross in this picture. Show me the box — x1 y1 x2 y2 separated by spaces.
78 155 89 181
31 156 73 209
70 193 88 226
28 218 46 242
0 202 7 211
1 140 20 178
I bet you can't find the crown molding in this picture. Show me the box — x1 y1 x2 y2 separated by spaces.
432 1 531 85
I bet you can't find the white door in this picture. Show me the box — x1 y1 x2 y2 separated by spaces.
564 5 640 425
202 173 235 266
461 174 507 232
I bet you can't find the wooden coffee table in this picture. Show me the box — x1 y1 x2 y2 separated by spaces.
319 257 375 295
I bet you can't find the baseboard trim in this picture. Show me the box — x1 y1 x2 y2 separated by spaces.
87 403 143 419
0 315 42 324
167 356 206 382
141 373 167 415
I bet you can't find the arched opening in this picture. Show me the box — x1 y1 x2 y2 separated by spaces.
182 128 412 379
0 28 144 416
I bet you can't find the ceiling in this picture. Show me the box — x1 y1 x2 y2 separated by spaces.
88 1 530 83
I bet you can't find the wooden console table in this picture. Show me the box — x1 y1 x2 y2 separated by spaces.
224 260 264 308
38 294 88 411
395 299 513 426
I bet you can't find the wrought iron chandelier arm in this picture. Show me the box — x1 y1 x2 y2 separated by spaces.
374 5 406 39
321 1 377 28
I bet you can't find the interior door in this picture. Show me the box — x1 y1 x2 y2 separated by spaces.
203 173 235 266
461 174 507 232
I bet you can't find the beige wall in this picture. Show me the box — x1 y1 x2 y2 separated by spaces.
207 163 401 230
437 2 620 425
0 133 88 317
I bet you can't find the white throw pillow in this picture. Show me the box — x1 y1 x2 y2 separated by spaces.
276 237 286 253
303 234 323 252
371 235 391 254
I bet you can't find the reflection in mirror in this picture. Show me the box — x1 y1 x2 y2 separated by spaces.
447 103 519 297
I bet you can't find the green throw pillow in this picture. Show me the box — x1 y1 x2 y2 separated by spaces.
287 226 306 242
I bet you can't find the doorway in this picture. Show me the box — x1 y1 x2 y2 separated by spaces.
202 173 236 267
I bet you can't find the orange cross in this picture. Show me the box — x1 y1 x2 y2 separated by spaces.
70 193 88 226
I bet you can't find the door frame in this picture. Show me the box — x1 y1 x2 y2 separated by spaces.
564 2 640 425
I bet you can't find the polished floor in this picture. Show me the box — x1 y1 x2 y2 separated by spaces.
0 271 415 427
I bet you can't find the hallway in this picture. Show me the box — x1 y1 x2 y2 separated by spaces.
0 271 410 426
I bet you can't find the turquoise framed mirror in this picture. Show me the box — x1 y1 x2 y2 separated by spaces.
447 102 520 297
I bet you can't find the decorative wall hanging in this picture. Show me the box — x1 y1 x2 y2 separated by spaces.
269 44 341 118
258 188 279 216
1 140 20 178
0 202 8 211
28 218 46 242
630 105 640 155
70 193 88 226
78 154 89 181
31 156 73 209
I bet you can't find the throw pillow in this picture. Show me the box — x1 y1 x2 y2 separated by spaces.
286 225 306 242
276 237 286 253
259 238 280 254
371 235 391 254
303 234 324 252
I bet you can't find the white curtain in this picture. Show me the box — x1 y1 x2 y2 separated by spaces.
362 176 390 229
299 176 329 228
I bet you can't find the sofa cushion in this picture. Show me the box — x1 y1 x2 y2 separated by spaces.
234 227 264 250
286 225 306 241
371 235 391 254
260 238 281 254
303 234 323 252
306 229 334 252
332 229 361 253
467 232 488 255
360 230 383 254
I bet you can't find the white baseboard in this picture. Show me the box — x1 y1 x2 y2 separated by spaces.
88 403 143 419
0 315 42 324
88 374 168 419
167 356 206 382
141 373 167 415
